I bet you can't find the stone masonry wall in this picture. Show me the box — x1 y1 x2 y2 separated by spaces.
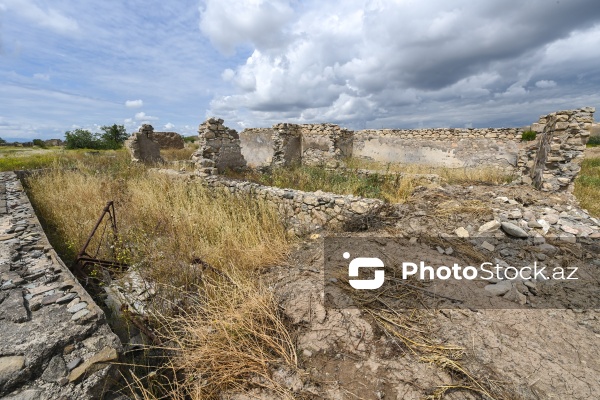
239 128 276 168
353 128 523 170
0 172 122 399
192 118 247 175
300 124 353 167
272 123 302 168
523 107 594 191
125 124 163 163
200 175 384 235
152 131 185 149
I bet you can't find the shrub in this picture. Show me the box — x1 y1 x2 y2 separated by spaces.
64 125 128 150
183 135 197 143
521 130 537 141
32 139 47 148
587 136 600 147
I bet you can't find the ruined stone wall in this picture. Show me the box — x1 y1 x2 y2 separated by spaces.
0 172 121 399
192 118 247 174
124 124 163 163
353 128 523 170
239 128 275 168
152 131 184 149
199 175 383 235
272 123 302 168
523 107 594 191
299 124 353 167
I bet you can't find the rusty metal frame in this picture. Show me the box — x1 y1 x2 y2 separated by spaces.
72 201 128 280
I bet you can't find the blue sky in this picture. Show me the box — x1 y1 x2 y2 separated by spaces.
1 0 600 141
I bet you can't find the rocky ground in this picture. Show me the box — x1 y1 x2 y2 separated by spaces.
249 160 600 399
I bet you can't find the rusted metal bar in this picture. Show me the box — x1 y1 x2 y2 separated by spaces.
72 201 128 281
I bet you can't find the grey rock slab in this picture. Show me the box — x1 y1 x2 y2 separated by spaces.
41 355 67 383
501 222 529 238
55 292 77 304
71 309 90 321
484 280 513 296
0 291 29 323
67 301 88 313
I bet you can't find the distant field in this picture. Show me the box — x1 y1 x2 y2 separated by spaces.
575 148 600 217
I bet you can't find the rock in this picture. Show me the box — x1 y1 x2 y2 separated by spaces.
41 355 67 383
537 243 558 255
455 227 469 238
508 210 523 219
0 355 25 384
350 202 368 214
71 309 90 321
67 302 88 313
445 247 454 255
480 241 495 252
68 347 118 383
478 220 501 233
501 222 529 238
544 214 560 225
560 225 579 235
503 287 527 305
484 281 513 296
528 220 543 229
537 219 550 234
66 358 82 371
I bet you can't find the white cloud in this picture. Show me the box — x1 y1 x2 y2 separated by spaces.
164 122 175 130
125 99 144 108
2 0 78 34
206 0 600 128
199 0 294 55
33 73 50 81
535 80 557 89
134 111 158 121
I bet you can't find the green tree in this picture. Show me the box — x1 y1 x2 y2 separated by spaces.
64 129 101 149
99 124 128 149
32 139 47 148
0 137 6 145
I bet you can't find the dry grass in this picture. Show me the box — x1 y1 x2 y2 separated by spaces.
147 269 298 399
345 157 516 185
160 143 199 162
26 158 296 398
574 156 600 217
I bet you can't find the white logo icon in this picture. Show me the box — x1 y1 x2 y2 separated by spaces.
344 252 385 290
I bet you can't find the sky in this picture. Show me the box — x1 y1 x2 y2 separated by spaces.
1 0 600 141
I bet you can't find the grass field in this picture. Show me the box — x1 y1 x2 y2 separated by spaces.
574 155 600 217
24 153 296 398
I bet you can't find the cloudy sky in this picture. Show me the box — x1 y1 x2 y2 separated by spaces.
1 0 600 141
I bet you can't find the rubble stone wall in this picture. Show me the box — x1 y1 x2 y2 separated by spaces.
124 124 163 163
200 174 384 235
239 128 275 168
0 172 122 399
353 128 523 170
192 118 247 174
152 131 185 149
523 107 594 192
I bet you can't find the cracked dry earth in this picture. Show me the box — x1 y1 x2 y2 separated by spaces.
252 180 600 400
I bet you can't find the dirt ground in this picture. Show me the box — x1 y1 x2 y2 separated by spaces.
255 174 600 399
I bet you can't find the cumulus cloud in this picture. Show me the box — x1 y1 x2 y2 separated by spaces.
205 0 600 128
199 0 294 55
164 122 175 129
125 99 144 108
134 111 158 121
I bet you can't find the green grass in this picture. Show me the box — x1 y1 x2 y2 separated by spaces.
574 157 600 216
0 147 130 172
228 164 423 203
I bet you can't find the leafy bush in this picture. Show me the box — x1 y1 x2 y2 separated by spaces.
587 136 600 147
32 139 47 148
64 125 128 150
183 135 197 143
521 130 537 141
